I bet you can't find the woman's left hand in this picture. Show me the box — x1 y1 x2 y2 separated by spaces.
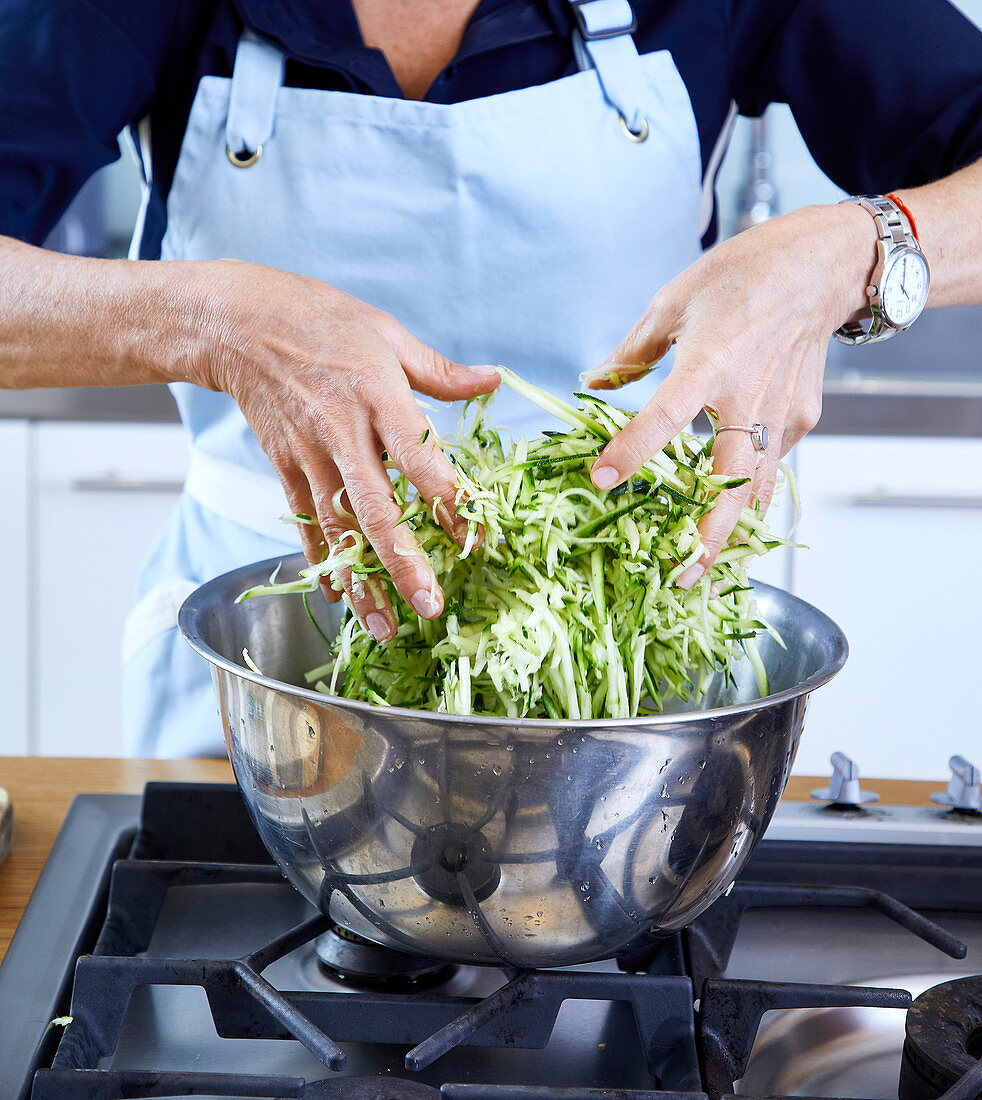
585 202 873 587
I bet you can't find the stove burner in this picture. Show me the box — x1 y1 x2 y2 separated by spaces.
306 1076 441 1099
314 924 457 990
411 821 501 906
900 976 982 1100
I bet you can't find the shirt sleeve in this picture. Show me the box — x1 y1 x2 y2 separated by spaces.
726 0 982 193
0 0 176 245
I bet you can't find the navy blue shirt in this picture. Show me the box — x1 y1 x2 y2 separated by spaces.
1 0 981 255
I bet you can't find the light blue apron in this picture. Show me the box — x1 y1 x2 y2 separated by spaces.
122 0 706 757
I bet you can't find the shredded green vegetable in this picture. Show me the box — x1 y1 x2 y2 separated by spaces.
238 368 794 718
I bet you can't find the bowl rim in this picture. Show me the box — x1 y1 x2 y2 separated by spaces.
178 553 849 729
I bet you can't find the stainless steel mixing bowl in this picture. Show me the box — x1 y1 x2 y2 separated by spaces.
179 553 847 968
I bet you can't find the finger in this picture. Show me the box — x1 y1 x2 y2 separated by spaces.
333 560 395 642
581 362 656 391
330 432 446 623
676 431 758 589
375 391 479 550
288 463 399 637
375 314 501 401
306 526 344 606
590 372 705 490
582 288 681 391
749 448 781 515
279 477 343 605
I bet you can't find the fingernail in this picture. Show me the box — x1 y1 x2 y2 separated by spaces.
579 364 613 385
592 465 620 490
411 588 442 618
468 364 500 375
366 613 392 641
677 565 705 590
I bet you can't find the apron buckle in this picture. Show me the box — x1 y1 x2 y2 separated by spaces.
570 0 638 41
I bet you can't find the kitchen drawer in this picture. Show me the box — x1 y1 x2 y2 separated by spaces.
0 424 31 754
789 435 982 781
33 423 189 756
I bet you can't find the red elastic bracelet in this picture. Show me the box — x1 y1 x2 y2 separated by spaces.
887 192 920 242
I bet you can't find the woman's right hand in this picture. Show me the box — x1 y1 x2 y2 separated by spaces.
189 259 500 641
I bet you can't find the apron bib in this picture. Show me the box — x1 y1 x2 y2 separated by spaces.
123 0 705 756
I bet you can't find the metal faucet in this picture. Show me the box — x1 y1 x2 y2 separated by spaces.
735 115 778 233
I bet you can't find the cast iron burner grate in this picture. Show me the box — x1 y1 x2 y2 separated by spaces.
22 784 982 1100
900 976 982 1100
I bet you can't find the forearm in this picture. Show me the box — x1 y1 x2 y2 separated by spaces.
894 158 982 308
0 235 211 390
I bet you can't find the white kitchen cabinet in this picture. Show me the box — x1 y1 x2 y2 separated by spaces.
789 435 982 781
0 423 31 754
31 423 188 756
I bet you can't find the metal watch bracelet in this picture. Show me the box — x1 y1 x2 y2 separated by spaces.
833 194 923 345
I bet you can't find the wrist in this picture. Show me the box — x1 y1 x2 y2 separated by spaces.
810 202 880 327
122 258 232 391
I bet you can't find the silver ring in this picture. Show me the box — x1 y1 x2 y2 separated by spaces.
716 423 769 452
226 143 263 168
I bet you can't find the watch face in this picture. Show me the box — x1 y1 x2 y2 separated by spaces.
881 250 930 327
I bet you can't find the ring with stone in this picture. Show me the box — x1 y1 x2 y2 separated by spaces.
715 422 769 452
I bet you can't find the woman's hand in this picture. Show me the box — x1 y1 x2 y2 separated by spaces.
585 203 874 587
0 239 497 641
194 260 500 640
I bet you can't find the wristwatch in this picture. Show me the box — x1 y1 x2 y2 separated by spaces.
833 194 930 345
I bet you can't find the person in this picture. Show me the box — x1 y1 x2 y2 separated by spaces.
2 0 981 757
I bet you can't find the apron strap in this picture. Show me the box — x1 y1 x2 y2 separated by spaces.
185 446 300 545
226 31 286 163
225 14 646 153
568 0 649 135
123 115 153 259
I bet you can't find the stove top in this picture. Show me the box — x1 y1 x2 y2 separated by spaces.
1 777 981 1100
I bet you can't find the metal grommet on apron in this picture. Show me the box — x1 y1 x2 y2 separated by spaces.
131 0 709 756
226 144 263 168
224 30 284 167
571 0 652 137
618 114 649 142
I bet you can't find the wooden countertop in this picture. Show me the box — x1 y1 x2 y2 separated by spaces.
0 757 941 966
0 756 233 964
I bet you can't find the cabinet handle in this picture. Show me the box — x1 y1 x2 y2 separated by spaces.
848 491 982 510
70 476 185 494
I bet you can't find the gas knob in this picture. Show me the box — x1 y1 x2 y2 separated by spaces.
931 756 982 813
811 752 880 807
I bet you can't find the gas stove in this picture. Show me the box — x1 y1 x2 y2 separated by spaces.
1 756 980 1100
